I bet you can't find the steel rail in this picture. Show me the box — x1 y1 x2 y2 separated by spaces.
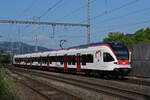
10 69 81 100
8 67 150 100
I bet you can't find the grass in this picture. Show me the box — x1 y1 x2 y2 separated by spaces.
0 66 20 100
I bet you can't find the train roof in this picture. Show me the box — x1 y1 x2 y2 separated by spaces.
14 41 124 57
68 41 124 49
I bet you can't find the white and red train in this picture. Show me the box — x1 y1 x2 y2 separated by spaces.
13 42 131 77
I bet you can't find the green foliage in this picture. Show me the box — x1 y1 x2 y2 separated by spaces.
0 50 11 64
103 27 150 45
104 32 124 42
0 68 19 100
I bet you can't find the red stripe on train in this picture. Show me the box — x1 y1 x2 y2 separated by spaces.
77 55 81 72
64 55 68 71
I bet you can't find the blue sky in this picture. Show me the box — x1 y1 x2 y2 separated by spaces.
0 0 150 49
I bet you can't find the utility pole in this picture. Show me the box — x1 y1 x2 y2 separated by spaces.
10 34 13 55
9 32 13 64
35 34 38 52
87 0 90 44
18 26 21 54
52 25 55 38
33 16 40 52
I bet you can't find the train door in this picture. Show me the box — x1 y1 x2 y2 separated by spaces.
76 54 81 72
40 56 42 69
64 54 68 71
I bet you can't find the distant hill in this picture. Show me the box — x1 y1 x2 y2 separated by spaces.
0 41 51 54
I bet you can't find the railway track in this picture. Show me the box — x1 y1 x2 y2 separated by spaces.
7 66 150 100
113 77 150 87
8 68 81 100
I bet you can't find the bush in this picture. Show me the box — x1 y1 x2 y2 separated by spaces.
0 67 19 100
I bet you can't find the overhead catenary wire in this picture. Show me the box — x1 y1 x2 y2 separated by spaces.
21 0 37 16
80 0 140 23
17 0 38 19
40 0 72 21
18 0 39 35
93 7 150 26
23 0 63 32
39 0 64 18
94 19 150 34
56 0 97 21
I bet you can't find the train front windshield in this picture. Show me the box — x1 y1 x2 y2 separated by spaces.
109 43 129 60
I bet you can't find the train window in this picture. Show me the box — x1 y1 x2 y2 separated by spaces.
37 57 41 63
59 56 63 65
22 58 24 62
50 56 53 62
54 56 56 62
32 58 34 62
56 56 60 62
51 56 55 62
86 54 93 63
36 57 38 62
60 56 63 64
53 56 56 62
57 56 61 62
51 56 58 62
32 57 35 62
68 56 71 65
42 57 47 64
15 58 17 62
54 56 57 62
103 53 114 62
55 56 58 62
49 56 52 64
82 55 86 65
19 58 22 62
72 55 76 65
35 57 38 62
24 58 26 62
23 58 25 62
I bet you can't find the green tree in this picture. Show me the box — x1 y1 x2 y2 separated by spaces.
121 35 134 45
103 32 125 42
0 50 10 64
103 27 150 45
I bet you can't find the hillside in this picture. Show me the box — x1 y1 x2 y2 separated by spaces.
0 41 50 54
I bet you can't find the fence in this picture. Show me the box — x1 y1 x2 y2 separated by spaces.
128 43 150 77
